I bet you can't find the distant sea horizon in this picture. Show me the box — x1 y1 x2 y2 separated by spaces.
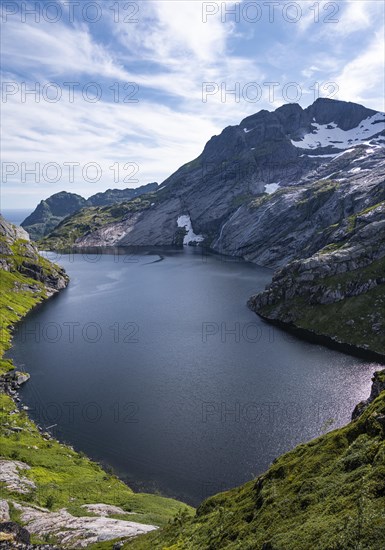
1 209 32 226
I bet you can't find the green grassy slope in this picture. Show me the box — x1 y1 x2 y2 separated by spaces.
0 235 68 375
126 378 385 549
39 195 159 250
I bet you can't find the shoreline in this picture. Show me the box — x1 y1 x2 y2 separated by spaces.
255 312 385 364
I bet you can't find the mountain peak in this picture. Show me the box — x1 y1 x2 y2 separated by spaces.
305 97 379 130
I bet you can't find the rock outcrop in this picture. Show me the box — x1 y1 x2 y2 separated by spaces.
12 502 157 548
0 215 68 296
352 370 385 419
0 461 36 495
247 195 385 359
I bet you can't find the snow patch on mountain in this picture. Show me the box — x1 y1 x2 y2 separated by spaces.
265 183 280 194
291 112 385 151
177 215 204 244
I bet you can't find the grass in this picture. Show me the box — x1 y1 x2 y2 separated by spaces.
126 390 385 549
286 286 384 354
39 195 160 250
0 235 68 374
257 258 385 354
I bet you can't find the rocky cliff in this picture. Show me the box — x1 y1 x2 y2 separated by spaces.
0 215 68 300
247 194 385 360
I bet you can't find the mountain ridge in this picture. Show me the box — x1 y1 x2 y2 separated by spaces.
20 183 159 241
39 98 385 257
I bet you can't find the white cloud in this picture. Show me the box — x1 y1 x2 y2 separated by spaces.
333 27 385 110
1 0 385 209
297 0 379 36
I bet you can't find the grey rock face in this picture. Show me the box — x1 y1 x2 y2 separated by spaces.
12 502 157 548
0 501 10 522
0 217 30 243
75 198 183 248
352 370 385 419
0 461 36 495
214 146 385 267
47 99 384 254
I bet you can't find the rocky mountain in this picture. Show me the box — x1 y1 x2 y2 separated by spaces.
40 98 384 251
21 191 86 241
39 98 385 357
84 182 158 207
21 183 158 240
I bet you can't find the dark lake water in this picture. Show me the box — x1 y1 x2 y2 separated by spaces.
8 247 379 506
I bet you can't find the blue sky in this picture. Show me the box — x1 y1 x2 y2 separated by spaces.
1 0 384 208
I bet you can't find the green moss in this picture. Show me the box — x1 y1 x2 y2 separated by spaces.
258 257 385 354
39 195 159 250
346 201 384 236
319 241 344 254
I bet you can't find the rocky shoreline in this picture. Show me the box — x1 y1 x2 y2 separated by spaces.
252 312 385 364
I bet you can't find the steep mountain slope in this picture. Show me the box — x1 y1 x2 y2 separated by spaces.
126 370 385 550
21 191 86 241
214 145 385 266
248 199 385 360
21 183 158 240
40 99 385 253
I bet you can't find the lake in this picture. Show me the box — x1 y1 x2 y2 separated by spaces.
8 247 379 506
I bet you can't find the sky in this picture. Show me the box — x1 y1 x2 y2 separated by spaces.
1 0 384 209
